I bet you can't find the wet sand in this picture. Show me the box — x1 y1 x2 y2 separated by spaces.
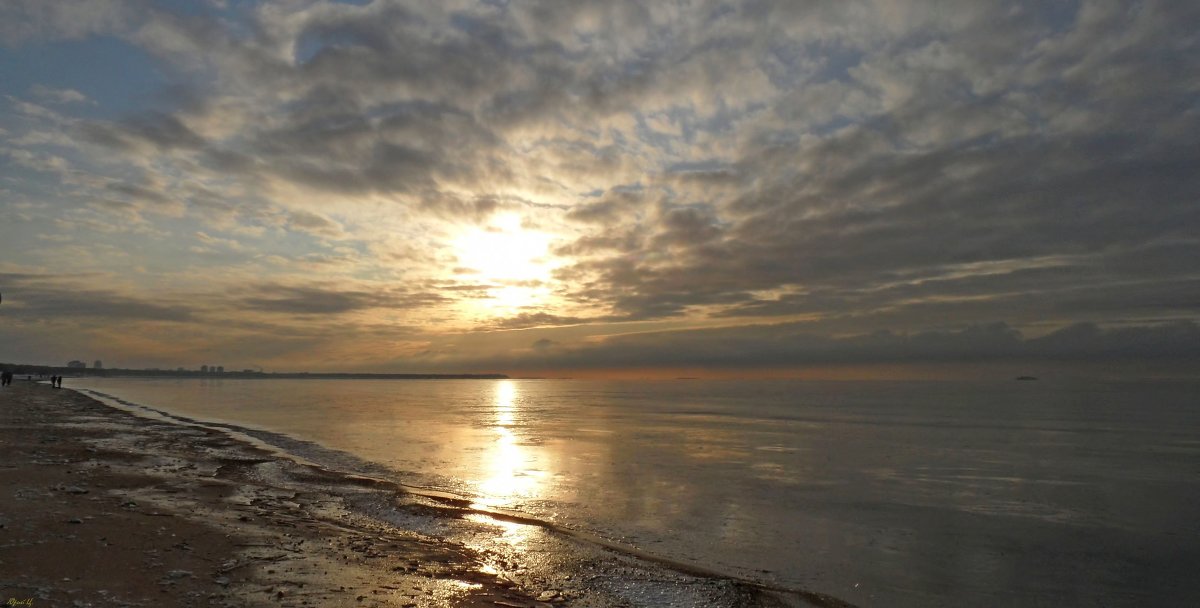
0 381 564 607
0 381 840 608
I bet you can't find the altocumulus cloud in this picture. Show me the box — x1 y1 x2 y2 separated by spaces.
0 0 1198 373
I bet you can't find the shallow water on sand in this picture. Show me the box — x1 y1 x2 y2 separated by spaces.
72 377 1200 606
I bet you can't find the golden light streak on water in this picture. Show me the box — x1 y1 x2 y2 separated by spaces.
476 380 546 509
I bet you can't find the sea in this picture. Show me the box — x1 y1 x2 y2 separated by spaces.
70 377 1200 607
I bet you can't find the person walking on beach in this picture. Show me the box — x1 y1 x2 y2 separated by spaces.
1 370 11 386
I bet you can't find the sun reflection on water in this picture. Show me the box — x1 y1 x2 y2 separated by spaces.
476 381 545 508
463 513 532 547
465 380 549 551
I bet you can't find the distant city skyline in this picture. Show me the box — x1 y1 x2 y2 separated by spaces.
1 1 1198 378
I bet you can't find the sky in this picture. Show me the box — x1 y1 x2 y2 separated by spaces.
1 0 1198 378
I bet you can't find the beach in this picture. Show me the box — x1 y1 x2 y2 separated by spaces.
8 377 1198 607
0 381 824 608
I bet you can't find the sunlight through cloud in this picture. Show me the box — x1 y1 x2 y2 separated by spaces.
453 214 559 316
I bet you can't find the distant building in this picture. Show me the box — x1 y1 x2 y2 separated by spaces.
177 367 184 372
67 360 86 369
216 366 224 373
200 365 209 373
93 360 103 369
242 369 254 373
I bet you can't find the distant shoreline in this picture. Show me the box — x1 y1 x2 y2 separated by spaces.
0 362 507 380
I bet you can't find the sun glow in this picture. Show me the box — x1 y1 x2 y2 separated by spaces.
453 214 557 314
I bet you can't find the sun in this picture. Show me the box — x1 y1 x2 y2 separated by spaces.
453 214 557 313
455 214 549 282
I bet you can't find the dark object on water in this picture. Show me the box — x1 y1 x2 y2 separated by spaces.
1015 376 1038 381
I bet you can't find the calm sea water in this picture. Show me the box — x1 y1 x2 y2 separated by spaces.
71 377 1200 606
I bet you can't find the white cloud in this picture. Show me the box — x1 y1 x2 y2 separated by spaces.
30 84 91 105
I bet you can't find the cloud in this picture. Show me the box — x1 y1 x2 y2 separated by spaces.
0 0 136 46
100 180 186 217
488 312 590 330
235 283 446 316
468 320 1200 372
1 1 1198 372
1 147 71 174
1027 322 1200 359
79 111 207 153
0 272 194 322
30 84 91 105
564 187 647 225
238 285 379 315
193 231 246 253
286 210 345 239
531 338 558 352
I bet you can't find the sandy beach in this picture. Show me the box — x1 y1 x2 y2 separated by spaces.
0 381 833 608
0 380 563 607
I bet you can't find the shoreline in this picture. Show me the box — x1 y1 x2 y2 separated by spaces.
0 365 510 381
1 382 847 607
77 386 852 607
0 381 550 607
